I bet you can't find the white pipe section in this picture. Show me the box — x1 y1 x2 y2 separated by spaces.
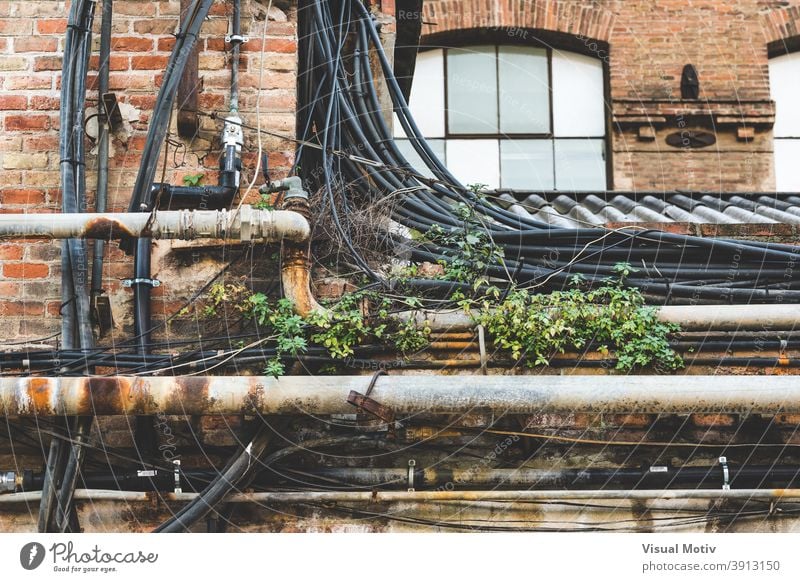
403 303 800 332
4 375 800 416
1 488 799 504
0 205 309 243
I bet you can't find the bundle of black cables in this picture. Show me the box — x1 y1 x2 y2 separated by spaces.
295 0 800 305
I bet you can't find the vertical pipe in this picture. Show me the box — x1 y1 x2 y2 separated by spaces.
133 239 153 355
91 0 113 302
55 416 93 532
229 0 241 113
176 0 200 137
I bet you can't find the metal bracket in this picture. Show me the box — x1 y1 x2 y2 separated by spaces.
719 456 730 490
122 278 161 288
407 459 416 492
225 34 249 44
91 293 114 337
346 371 395 424
101 92 124 132
346 391 395 424
173 459 182 494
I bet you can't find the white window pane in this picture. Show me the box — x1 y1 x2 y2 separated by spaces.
394 138 445 180
552 51 605 137
446 46 498 134
554 139 606 190
776 139 800 192
447 139 499 189
770 53 800 138
398 49 445 138
498 46 550 135
500 140 554 189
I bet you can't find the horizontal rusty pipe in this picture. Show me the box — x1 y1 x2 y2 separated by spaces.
2 488 800 504
0 206 309 243
402 304 800 332
4 375 800 416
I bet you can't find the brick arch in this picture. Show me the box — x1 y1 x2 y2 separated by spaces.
421 0 614 44
761 5 800 53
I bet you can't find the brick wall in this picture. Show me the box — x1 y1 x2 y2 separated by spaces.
421 0 800 192
0 0 297 342
2 0 800 343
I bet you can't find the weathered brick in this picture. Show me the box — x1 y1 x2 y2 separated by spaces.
5 114 49 131
2 152 48 169
3 262 49 279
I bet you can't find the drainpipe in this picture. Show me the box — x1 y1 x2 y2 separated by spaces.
3 374 800 416
91 0 113 327
277 177 326 316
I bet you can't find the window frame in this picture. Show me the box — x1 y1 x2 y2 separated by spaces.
441 45 556 140
403 38 611 190
768 47 800 192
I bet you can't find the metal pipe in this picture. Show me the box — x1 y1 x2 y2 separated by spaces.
132 239 153 354
229 0 242 113
4 488 800 504
4 374 800 416
0 207 310 242
91 0 113 300
402 303 800 332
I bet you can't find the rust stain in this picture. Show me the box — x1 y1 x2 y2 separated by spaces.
164 377 211 414
82 217 137 240
79 377 133 415
26 378 53 416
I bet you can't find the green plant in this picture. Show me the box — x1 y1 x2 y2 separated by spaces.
252 193 274 210
425 201 505 284
469 269 682 372
182 173 204 187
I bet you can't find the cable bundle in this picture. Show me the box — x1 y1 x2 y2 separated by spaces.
296 0 800 305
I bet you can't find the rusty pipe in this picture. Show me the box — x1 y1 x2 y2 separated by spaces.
4 374 800 416
2 488 800 504
400 304 800 332
279 180 327 316
0 206 309 243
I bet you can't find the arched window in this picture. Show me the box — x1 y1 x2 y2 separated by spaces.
769 51 800 192
394 45 607 190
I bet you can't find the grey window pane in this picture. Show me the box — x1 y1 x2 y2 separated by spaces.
500 140 554 190
446 46 498 134
498 46 550 134
554 139 606 191
394 138 445 180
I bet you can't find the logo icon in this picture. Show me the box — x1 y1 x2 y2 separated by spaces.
19 542 45 571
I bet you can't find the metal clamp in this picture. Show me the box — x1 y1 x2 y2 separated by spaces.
122 278 161 288
225 34 249 44
719 456 730 490
407 459 416 492
173 459 182 494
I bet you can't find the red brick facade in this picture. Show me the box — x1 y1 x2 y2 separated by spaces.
0 0 297 342
422 0 800 192
1 0 800 342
